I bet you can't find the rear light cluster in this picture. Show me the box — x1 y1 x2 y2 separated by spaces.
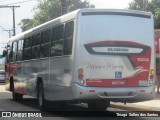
149 69 155 85
78 68 85 85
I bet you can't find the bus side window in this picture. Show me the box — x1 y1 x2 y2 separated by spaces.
12 41 18 62
23 37 32 60
17 40 23 61
31 33 40 59
64 21 74 55
24 37 31 48
51 25 64 57
9 42 13 62
40 29 51 58
6 43 11 63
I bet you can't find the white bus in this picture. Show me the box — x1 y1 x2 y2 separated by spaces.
4 9 155 110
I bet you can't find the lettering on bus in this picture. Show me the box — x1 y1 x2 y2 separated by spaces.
137 58 149 62
85 62 124 70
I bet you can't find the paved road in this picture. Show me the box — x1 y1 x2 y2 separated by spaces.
0 84 124 116
0 84 159 120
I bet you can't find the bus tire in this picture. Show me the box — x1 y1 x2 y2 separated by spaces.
37 82 47 111
10 77 23 101
87 100 110 111
12 91 23 101
10 76 14 91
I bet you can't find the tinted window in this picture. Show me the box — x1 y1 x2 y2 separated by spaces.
40 29 51 58
40 44 50 58
32 46 40 59
51 25 64 57
8 42 12 62
23 48 31 60
41 29 51 44
52 25 64 41
31 33 40 59
32 33 40 46
17 40 23 61
12 42 17 61
63 21 74 55
51 40 63 56
23 37 32 60
24 37 31 48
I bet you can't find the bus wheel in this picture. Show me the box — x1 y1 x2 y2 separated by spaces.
11 79 23 101
87 101 110 111
37 82 47 111
12 91 23 101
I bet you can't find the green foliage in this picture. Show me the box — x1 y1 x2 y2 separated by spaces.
19 19 34 32
155 8 160 29
68 0 95 12
20 0 95 32
129 0 149 11
129 0 160 29
32 0 61 26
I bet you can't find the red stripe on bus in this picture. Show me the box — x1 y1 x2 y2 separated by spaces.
86 71 149 87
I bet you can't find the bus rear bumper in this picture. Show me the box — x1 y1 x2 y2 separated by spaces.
73 83 155 103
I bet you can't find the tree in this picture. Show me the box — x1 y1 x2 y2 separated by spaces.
19 0 95 31
129 0 149 11
19 19 34 32
155 8 160 29
128 0 160 29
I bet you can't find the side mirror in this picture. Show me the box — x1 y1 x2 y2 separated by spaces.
3 50 7 57
7 44 10 48
5 45 10 50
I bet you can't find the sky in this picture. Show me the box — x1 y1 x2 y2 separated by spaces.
0 0 132 57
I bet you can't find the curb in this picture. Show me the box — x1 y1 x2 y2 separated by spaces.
110 103 160 111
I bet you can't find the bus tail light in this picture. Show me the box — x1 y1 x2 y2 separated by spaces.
78 68 85 85
149 69 155 85
150 75 154 79
150 69 155 75
150 69 155 79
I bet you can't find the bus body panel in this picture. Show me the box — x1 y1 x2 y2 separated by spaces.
45 57 73 101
